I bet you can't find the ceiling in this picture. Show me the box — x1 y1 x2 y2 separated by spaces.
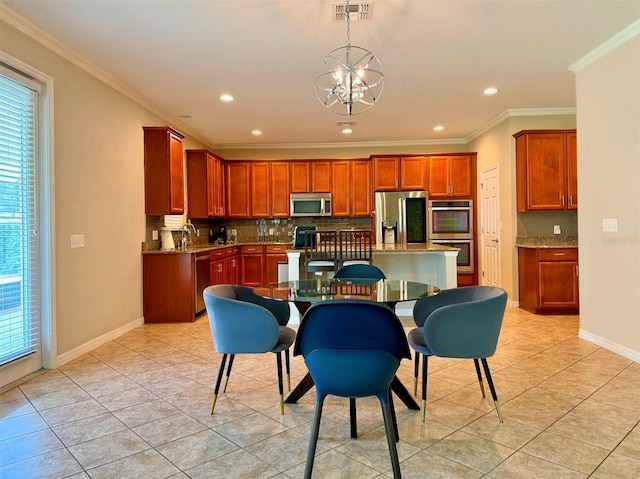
3 1 639 148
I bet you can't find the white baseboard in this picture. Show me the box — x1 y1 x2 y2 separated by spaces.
56 317 144 367
579 329 640 363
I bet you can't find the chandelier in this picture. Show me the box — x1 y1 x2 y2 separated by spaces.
314 0 384 117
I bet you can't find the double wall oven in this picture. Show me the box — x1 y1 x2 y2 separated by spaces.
428 200 474 273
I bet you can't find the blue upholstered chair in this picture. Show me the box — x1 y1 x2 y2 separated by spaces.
334 263 386 280
203 284 296 415
294 300 410 479
409 286 508 422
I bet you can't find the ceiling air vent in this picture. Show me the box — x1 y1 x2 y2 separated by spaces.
333 2 372 21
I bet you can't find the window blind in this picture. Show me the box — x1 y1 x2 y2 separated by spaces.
0 70 40 367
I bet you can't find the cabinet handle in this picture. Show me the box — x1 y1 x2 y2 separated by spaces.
553 253 566 256
575 265 579 277
562 195 565 207
569 195 573 207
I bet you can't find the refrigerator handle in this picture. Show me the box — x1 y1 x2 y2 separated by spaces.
398 197 407 243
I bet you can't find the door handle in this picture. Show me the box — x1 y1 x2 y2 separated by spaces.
491 239 499 243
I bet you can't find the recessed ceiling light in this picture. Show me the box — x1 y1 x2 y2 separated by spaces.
251 130 262 136
483 87 498 95
342 128 353 134
433 125 445 131
220 94 234 102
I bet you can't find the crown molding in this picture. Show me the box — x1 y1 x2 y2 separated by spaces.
0 4 209 146
569 19 640 72
212 137 468 150
466 107 576 142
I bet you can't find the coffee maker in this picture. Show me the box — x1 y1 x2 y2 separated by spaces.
216 226 227 244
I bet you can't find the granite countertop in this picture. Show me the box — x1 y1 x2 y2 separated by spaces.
142 241 293 254
515 236 578 249
286 243 459 253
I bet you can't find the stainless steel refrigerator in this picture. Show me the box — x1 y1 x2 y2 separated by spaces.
374 191 429 245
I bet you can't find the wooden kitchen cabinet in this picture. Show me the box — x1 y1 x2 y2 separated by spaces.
514 129 577 211
265 245 288 284
226 162 251 218
143 253 194 323
250 162 290 218
143 126 185 215
372 156 400 191
372 155 428 191
331 160 371 217
225 247 240 285
518 247 579 314
400 156 428 191
210 249 227 284
186 150 225 219
428 155 472 198
290 161 311 193
240 245 264 286
310 161 332 192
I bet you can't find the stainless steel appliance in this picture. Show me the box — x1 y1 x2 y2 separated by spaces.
195 251 210 316
293 225 316 248
290 193 332 217
374 191 429 244
428 200 473 239
428 199 474 273
430 238 474 272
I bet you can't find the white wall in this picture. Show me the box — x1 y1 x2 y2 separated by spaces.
575 35 640 359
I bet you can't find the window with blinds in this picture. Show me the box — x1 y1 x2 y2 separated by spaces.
0 69 41 370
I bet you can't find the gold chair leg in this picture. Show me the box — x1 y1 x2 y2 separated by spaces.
479 378 486 398
413 377 418 396
287 374 291 392
280 394 285 415
210 394 218 415
494 400 504 423
421 399 426 422
223 376 230 393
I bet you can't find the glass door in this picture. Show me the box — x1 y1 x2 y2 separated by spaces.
0 70 41 387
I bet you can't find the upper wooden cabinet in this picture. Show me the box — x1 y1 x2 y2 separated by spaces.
289 160 331 193
226 161 251 218
372 156 428 191
428 155 473 198
143 126 185 215
250 162 290 217
372 156 400 191
331 159 371 217
514 129 577 211
186 149 225 219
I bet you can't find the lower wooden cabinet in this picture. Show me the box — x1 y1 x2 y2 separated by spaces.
518 247 579 314
265 245 288 284
240 245 265 286
143 253 195 323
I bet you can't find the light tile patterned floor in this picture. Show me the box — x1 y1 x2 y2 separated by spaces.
1 307 639 478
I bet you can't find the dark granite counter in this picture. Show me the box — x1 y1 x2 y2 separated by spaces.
515 236 578 249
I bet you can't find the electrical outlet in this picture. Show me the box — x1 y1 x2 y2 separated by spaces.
603 218 618 232
553 225 561 235
70 234 85 248
152 230 158 240
196 229 200 237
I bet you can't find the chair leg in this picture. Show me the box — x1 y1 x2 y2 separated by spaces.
481 358 503 423
211 354 228 414
389 391 399 443
473 358 486 398
276 352 285 415
304 396 325 479
380 390 403 479
223 354 235 393
421 354 428 421
285 349 291 392
413 353 420 396
349 398 357 439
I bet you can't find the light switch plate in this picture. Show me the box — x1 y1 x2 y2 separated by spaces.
152 230 158 240
603 218 618 232
70 234 85 248
553 225 561 235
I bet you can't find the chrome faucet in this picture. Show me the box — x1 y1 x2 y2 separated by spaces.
180 221 197 248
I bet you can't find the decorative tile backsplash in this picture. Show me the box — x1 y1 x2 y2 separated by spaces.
517 211 578 237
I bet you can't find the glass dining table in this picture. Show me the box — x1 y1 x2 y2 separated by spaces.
254 278 441 412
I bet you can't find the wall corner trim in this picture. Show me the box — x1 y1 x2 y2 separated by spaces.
578 328 640 364
55 317 144 367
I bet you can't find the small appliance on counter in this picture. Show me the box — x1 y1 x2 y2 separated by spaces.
160 227 175 250
210 226 227 244
293 225 316 248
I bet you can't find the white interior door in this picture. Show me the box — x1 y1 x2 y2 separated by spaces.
480 165 500 287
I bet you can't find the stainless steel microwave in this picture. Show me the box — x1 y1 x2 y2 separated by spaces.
290 193 332 217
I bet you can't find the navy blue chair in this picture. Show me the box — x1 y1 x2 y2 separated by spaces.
409 286 508 422
334 263 386 280
294 300 410 479
204 284 296 415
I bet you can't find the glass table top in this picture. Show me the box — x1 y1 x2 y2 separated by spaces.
254 278 440 304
